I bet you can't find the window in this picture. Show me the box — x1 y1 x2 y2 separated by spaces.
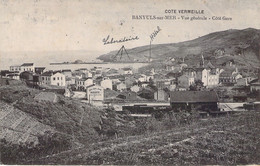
53 77 56 81
61 77 62 80
57 77 59 80
42 77 44 80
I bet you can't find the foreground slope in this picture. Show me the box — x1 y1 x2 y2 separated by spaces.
27 110 260 165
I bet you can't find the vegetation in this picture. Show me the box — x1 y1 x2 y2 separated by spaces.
0 132 73 164
25 110 260 165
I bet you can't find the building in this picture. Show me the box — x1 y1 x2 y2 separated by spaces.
178 75 195 89
116 82 127 91
74 68 93 78
250 82 260 92
6 73 20 80
86 85 104 101
100 79 113 90
219 68 242 85
75 78 93 90
154 89 170 101
41 71 66 87
201 68 220 87
117 91 138 100
35 67 46 75
170 91 219 112
9 63 34 73
20 63 35 72
10 65 21 72
61 69 72 78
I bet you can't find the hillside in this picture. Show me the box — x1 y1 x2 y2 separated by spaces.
0 101 54 144
0 80 103 145
98 28 260 69
25 110 260 165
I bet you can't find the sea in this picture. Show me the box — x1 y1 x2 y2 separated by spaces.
46 62 149 71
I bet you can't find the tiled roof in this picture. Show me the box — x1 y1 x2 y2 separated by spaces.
170 91 218 103
41 71 61 76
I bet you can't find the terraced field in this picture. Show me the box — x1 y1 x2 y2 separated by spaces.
0 101 54 144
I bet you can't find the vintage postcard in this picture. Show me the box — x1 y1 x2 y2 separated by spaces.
0 0 259 165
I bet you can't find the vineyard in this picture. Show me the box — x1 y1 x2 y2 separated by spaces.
0 101 54 144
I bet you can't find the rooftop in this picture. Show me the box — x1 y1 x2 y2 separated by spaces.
21 63 34 66
170 91 218 103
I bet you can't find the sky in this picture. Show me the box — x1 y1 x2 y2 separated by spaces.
0 0 259 69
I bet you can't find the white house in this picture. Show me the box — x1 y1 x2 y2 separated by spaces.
41 71 66 87
75 78 93 90
20 63 35 72
86 85 104 101
100 79 113 90
10 65 21 72
9 63 34 73
201 68 220 87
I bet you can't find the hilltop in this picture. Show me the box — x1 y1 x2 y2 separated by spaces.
98 28 260 69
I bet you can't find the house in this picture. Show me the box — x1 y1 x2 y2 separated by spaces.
178 75 195 89
219 68 242 85
74 68 92 78
41 71 66 87
9 65 21 72
75 78 93 90
6 73 20 80
236 78 249 86
130 85 141 92
62 69 72 78
137 74 147 82
154 89 170 101
119 67 133 75
33 75 41 85
116 82 127 91
201 68 220 87
86 85 104 101
101 79 113 90
117 91 138 100
250 78 260 92
35 67 46 75
170 91 219 112
66 77 76 86
20 63 35 72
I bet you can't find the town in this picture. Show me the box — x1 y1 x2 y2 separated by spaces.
1 54 259 117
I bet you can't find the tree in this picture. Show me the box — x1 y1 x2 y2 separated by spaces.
189 80 204 91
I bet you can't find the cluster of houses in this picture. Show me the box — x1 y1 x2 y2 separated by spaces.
1 56 259 104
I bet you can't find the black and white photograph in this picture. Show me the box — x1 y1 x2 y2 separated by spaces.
0 0 260 165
